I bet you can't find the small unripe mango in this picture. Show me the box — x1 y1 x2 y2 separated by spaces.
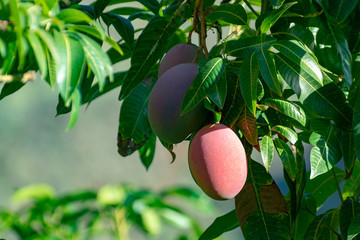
148 63 208 144
188 123 248 200
158 43 205 78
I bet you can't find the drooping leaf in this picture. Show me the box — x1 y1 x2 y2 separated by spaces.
206 3 247 25
225 35 276 59
309 119 342 178
263 97 307 127
236 105 258 146
272 125 298 144
222 70 244 127
66 88 81 130
347 215 360 240
260 135 274 172
208 68 227 108
199 210 239 240
305 167 345 209
119 11 191 100
340 198 360 240
257 49 282 96
181 57 226 115
239 52 259 115
274 138 296 181
303 209 340 240
0 81 25 100
94 0 111 17
314 0 360 24
26 31 47 79
138 132 156 170
342 130 356 175
101 13 134 47
354 92 360 161
291 197 316 240
274 40 353 128
260 2 296 34
342 161 360 199
119 77 154 145
235 160 290 240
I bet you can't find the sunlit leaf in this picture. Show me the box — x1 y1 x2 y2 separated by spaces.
257 49 282 96
208 68 227 108
272 125 298 145
260 135 274 172
67 88 81 130
260 2 296 34
138 132 156 170
348 215 360 240
26 31 47 79
342 161 360 199
236 105 258 146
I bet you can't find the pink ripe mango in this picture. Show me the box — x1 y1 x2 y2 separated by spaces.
158 43 205 78
188 123 248 200
148 63 208 144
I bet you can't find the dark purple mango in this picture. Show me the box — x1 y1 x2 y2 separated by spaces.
148 63 208 144
158 43 205 78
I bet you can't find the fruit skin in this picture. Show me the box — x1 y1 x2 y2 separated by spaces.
148 63 208 144
188 123 248 200
158 43 205 78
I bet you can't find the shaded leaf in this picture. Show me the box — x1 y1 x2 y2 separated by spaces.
303 209 340 240
260 135 274 172
354 92 360 161
340 198 360 240
342 161 360 199
206 3 247 25
305 167 345 209
102 13 134 47
342 130 356 175
314 0 360 24
236 105 258 146
138 132 156 170
181 58 226 114
274 138 296 181
257 49 282 96
199 210 239 240
348 215 360 240
239 52 259 115
0 81 25 100
208 68 227 108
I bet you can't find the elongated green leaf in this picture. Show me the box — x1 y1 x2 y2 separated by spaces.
108 7 144 15
94 0 111 17
263 97 307 127
222 70 244 127
71 32 113 92
260 135 274 172
119 77 154 144
342 130 356 174
27 31 47 79
354 92 360 161
102 13 134 47
54 31 85 103
199 210 239 240
239 52 259 115
67 88 81 130
291 197 316 240
274 138 296 181
309 119 342 178
257 50 282 96
206 3 247 25
35 28 59 63
274 40 353 128
305 167 345 209
340 198 360 240
119 11 190 100
9 0 26 70
236 105 258 146
235 160 290 240
342 161 360 199
208 69 227 108
181 58 226 114
348 215 360 240
314 0 360 24
138 132 156 170
272 125 298 145
45 50 56 88
0 81 25 100
329 26 352 86
303 209 340 240
260 2 296 34
225 35 276 59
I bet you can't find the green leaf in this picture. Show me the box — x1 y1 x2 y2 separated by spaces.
274 40 353 128
119 77 154 144
94 0 111 17
309 119 342 178
340 198 360 240
303 209 340 240
305 167 345 209
342 130 356 174
236 105 258 146
12 184 55 203
181 57 226 115
239 52 259 115
225 35 276 59
71 32 113 92
119 12 190 100
199 210 239 240
257 49 282 96
26 31 47 79
269 0 285 8
235 161 290 240
263 97 307 127
314 0 360 24
348 215 360 240
222 70 244 127
102 13 134 47
35 28 59 64
328 25 352 86
67 88 81 130
354 92 360 161
342 161 360 199
0 81 25 101
206 3 247 25
272 125 297 144
54 31 85 103
260 2 296 34
208 68 227 108
108 7 144 15
291 197 316 240
260 135 274 172
138 132 156 170
274 138 296 181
